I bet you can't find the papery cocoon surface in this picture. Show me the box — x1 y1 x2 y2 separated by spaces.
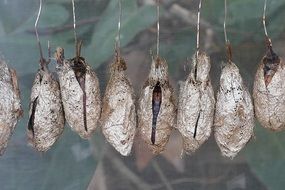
101 56 136 156
253 51 285 131
138 56 176 154
214 62 254 158
177 52 215 154
57 57 101 139
0 58 22 155
27 68 64 152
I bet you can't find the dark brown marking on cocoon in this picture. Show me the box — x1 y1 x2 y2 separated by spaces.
28 97 38 136
155 56 160 68
194 57 198 81
263 44 280 86
152 82 162 144
80 76 87 132
193 110 201 139
114 55 127 71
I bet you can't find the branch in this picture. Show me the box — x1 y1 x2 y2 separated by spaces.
151 160 174 190
106 150 153 190
151 175 225 189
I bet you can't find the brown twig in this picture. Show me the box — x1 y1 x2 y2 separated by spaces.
105 150 153 190
151 160 174 190
151 175 225 189
224 0 233 63
226 42 232 62
87 162 107 190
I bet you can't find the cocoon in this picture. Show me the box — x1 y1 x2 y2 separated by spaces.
177 52 215 154
253 49 285 131
138 56 176 154
214 62 254 158
101 55 136 156
0 58 22 155
27 64 64 152
56 48 101 139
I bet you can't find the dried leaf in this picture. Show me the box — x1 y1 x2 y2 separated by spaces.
138 56 176 154
27 67 64 152
214 62 254 158
134 134 155 171
101 55 136 156
162 131 184 173
87 162 107 190
0 58 22 155
177 52 215 154
134 131 184 172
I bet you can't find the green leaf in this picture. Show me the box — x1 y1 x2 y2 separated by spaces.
203 0 285 45
245 124 285 190
40 4 70 28
160 29 196 76
0 33 76 76
14 4 70 33
86 0 157 67
226 0 285 43
227 0 284 23
0 0 36 33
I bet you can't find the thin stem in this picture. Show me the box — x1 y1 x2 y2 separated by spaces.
156 0 160 57
196 0 202 58
263 0 268 37
263 0 273 49
47 40 51 63
35 0 44 64
48 41 50 57
223 0 228 44
224 0 232 62
116 0 122 58
72 0 78 57
77 40 82 58
261 0 278 71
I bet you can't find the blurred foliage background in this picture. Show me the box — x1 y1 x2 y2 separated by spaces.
1 0 285 189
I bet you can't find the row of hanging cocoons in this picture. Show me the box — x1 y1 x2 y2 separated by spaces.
0 0 284 159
